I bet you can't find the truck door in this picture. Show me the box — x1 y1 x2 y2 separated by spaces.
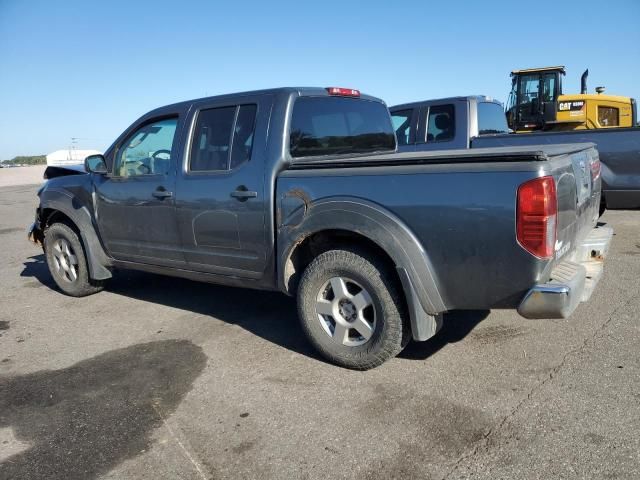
94 114 185 267
174 94 272 279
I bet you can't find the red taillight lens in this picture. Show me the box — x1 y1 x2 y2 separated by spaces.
326 87 360 97
517 176 557 259
590 158 601 181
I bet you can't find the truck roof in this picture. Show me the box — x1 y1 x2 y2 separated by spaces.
145 87 386 117
390 95 501 111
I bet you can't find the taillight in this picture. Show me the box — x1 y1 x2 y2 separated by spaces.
326 87 360 97
590 158 601 181
517 176 557 259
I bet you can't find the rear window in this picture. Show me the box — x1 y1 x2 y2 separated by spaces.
478 102 509 135
289 97 395 158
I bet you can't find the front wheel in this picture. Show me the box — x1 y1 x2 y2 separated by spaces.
297 247 410 370
44 223 105 297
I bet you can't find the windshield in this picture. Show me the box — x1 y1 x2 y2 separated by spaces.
289 97 395 158
517 74 540 106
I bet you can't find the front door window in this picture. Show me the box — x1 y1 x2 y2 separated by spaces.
115 118 178 177
391 109 413 146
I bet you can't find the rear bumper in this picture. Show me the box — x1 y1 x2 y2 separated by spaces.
518 225 613 319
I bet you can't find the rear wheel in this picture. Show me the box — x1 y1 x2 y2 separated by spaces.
44 223 104 297
297 247 409 370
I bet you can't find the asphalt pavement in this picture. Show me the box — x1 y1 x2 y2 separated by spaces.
0 183 638 480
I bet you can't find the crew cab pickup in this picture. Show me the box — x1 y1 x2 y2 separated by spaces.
390 95 640 210
29 87 612 369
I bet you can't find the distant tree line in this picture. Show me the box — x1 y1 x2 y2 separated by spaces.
1 155 46 166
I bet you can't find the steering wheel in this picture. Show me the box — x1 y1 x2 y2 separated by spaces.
152 149 171 160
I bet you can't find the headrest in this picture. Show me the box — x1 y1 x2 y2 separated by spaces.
435 114 451 130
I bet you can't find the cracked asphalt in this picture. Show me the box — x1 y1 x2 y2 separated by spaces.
0 183 638 480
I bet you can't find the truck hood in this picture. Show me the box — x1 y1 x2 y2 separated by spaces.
44 164 86 180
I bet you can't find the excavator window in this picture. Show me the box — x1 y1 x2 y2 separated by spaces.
541 74 557 103
517 74 540 106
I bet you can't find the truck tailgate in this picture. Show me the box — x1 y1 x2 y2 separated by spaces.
517 143 611 319
550 144 601 265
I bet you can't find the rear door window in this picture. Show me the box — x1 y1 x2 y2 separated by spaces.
230 105 257 169
426 104 455 142
391 109 414 146
189 104 257 172
477 102 509 135
289 97 395 158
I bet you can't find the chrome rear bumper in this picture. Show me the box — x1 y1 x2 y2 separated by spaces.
518 225 613 319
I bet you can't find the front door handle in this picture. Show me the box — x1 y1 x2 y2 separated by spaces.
230 187 257 201
152 188 173 199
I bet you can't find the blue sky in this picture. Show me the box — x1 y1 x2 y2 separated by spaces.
1 0 639 159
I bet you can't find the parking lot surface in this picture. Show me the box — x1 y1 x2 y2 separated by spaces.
1 183 638 480
0 166 46 188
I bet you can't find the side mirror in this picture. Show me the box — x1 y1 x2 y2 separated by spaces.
84 154 107 174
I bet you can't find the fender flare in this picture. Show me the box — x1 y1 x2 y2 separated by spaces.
39 188 112 280
278 196 446 318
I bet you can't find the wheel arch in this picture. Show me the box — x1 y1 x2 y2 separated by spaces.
278 197 446 317
39 188 112 280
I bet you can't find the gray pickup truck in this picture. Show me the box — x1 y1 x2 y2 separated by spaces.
29 87 611 369
390 96 640 210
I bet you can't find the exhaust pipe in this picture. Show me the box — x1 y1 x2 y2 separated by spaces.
581 69 589 94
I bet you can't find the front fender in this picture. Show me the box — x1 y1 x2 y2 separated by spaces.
39 187 112 280
278 196 446 316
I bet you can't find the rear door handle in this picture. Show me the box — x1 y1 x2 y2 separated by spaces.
152 188 173 199
230 188 257 201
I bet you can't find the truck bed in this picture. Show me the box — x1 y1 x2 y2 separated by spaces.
288 144 595 168
278 144 601 311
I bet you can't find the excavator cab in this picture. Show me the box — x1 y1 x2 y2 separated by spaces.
506 66 636 132
506 66 565 132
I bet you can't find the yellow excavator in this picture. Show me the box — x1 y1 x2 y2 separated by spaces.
505 66 637 132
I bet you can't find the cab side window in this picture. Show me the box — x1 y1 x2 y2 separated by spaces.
426 104 455 142
391 109 413 146
115 118 178 177
189 104 257 172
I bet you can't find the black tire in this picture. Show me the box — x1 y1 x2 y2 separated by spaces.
599 197 606 217
44 222 105 297
297 247 410 370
